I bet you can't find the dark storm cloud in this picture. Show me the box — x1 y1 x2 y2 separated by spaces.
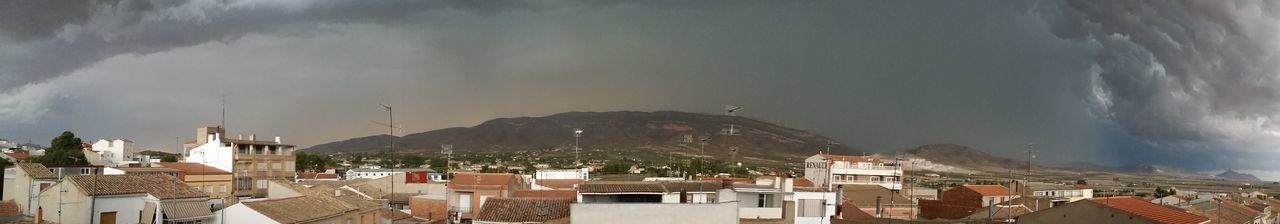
0 0 552 90
1040 0 1280 144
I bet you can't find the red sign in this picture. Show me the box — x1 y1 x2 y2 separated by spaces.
405 171 430 183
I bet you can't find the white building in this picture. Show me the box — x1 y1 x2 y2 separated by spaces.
184 127 296 197
793 189 838 224
1023 182 1093 203
344 167 441 181
534 168 590 180
573 181 739 224
803 153 903 190
90 139 139 167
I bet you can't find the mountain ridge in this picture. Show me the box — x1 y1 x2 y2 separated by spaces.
304 111 858 160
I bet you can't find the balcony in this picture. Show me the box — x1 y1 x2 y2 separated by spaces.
739 207 784 219
830 166 902 176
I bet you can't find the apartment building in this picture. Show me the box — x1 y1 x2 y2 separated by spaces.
155 162 235 199
184 126 296 197
803 153 903 190
89 139 139 167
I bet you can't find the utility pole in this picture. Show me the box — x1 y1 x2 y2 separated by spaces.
1025 143 1033 197
379 104 395 208
573 128 583 167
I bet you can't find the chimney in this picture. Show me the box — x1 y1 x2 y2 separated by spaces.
772 176 782 189
249 134 256 141
237 134 243 140
783 178 794 192
275 136 281 143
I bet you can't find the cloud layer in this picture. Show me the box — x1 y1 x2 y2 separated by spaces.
1 0 1277 178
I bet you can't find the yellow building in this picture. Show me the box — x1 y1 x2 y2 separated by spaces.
155 162 235 198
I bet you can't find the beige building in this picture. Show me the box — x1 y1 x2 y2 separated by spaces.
37 174 213 224
221 180 382 224
184 126 297 197
155 162 235 199
2 163 58 216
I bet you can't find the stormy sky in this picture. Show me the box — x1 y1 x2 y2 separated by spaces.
2 0 1279 179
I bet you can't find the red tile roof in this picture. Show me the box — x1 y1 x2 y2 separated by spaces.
296 172 340 179
1089 197 1209 224
513 190 578 199
4 151 28 161
794 177 815 187
474 198 572 223
961 185 1011 196
841 201 876 220
449 173 523 190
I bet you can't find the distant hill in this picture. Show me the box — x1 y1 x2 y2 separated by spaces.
304 111 858 160
1216 169 1262 181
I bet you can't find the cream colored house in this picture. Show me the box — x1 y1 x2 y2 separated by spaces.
37 174 212 224
155 162 235 198
2 163 58 216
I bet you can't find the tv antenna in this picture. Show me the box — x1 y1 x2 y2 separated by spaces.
725 105 742 116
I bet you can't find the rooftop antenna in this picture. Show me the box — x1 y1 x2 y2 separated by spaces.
825 141 840 155
221 94 226 129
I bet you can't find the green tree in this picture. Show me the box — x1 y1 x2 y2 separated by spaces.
399 154 426 168
160 154 179 162
1155 186 1177 198
33 131 87 166
429 158 450 173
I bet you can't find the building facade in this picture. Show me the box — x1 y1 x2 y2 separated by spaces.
803 154 902 190
155 162 236 199
1 163 58 216
89 139 139 167
184 127 296 197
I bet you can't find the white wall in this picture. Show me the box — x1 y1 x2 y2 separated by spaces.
222 203 281 224
185 134 233 173
794 191 837 224
535 168 589 180
91 139 137 167
571 202 739 224
90 195 148 224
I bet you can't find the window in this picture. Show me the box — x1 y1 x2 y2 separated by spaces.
256 180 268 189
80 168 92 175
798 199 825 217
756 194 776 208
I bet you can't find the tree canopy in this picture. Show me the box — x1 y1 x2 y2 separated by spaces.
32 131 87 166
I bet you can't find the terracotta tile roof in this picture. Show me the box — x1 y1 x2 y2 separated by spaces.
535 179 584 189
379 208 414 221
794 177 815 187
819 154 883 163
4 151 28 161
1089 197 1209 224
659 181 722 193
960 185 1011 197
513 190 578 199
578 181 666 193
474 198 572 223
296 172 340 179
66 174 209 199
16 163 56 179
842 201 876 220
449 173 523 190
243 196 354 223
155 162 232 175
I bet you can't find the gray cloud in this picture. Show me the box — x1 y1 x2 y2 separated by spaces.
4 0 1277 178
1040 0 1280 145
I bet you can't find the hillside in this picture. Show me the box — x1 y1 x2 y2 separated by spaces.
1216 169 1262 181
304 111 858 160
903 144 1031 173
